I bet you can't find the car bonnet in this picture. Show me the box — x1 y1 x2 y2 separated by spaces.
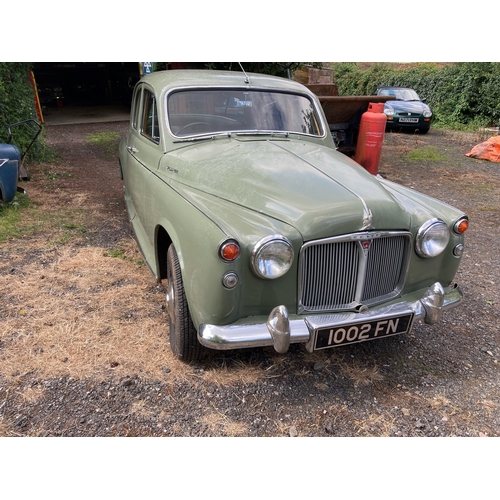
161 138 413 240
385 100 429 114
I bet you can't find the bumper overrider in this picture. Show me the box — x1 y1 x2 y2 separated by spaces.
198 283 462 353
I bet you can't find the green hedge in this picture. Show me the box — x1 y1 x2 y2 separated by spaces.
330 62 500 129
0 63 40 150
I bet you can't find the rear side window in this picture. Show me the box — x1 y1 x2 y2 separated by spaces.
141 89 159 143
131 86 142 130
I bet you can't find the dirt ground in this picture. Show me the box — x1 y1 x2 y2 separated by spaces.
0 121 499 438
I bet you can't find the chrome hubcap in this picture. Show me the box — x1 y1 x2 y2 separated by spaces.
166 276 175 321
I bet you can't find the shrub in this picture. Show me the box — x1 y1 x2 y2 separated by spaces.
330 62 500 129
0 63 50 161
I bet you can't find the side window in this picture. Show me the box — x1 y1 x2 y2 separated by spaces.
141 89 160 143
131 86 142 130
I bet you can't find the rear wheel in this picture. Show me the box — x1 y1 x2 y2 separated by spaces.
166 244 203 362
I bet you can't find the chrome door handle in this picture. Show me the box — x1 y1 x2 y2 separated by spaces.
127 146 138 153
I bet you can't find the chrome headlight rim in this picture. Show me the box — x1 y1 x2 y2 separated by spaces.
251 235 294 280
415 218 450 258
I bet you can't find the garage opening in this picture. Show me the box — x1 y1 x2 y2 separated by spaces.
32 62 142 125
33 62 141 107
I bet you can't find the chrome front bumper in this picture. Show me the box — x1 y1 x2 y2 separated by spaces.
198 283 462 353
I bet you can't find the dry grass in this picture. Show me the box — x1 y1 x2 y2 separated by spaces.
18 386 46 404
201 362 265 386
0 241 176 381
0 419 13 436
200 412 248 436
130 400 156 419
353 411 396 437
339 362 384 386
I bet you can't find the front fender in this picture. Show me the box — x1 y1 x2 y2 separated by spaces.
143 171 243 329
169 183 304 328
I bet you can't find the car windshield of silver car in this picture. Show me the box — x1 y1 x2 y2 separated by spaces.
379 88 421 102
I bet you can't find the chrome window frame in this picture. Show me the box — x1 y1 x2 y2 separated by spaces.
163 85 328 139
140 87 160 145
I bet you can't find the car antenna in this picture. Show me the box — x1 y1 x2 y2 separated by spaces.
238 62 250 84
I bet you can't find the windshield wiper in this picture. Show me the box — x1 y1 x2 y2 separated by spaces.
235 131 290 137
173 132 233 143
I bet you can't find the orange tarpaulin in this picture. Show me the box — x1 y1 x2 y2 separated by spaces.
465 135 500 163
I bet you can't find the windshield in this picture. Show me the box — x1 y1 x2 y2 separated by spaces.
378 88 421 101
167 89 323 138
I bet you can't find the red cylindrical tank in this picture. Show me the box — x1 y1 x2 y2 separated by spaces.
354 102 387 175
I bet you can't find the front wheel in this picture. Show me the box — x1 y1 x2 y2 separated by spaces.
165 244 204 362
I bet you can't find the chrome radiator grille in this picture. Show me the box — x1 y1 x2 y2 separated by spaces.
298 232 411 313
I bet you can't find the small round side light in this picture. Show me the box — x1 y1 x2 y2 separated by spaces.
454 217 469 234
453 244 464 257
222 272 239 289
219 239 240 262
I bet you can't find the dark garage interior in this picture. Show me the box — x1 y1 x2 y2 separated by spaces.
31 62 203 124
32 62 141 109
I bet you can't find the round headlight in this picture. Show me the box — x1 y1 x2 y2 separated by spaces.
415 219 450 258
384 107 395 117
251 235 294 279
423 110 433 118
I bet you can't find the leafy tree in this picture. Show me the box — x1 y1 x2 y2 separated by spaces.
204 62 321 79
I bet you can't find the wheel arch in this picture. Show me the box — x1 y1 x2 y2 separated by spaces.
155 224 173 281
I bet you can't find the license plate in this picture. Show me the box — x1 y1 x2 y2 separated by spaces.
399 117 419 123
314 313 414 350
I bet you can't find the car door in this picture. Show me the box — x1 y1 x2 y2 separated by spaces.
123 84 163 248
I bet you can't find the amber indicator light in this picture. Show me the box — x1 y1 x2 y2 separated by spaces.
455 219 469 234
220 242 240 261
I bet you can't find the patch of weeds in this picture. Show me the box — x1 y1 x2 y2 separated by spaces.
1 197 88 243
0 195 32 242
104 247 144 267
465 183 496 199
470 184 494 193
407 358 448 378
87 131 121 158
404 146 449 162
479 205 498 212
29 140 59 163
50 222 89 245
44 170 74 182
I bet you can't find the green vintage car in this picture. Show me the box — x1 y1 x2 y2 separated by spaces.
119 69 468 362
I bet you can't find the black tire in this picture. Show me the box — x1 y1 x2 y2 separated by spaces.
165 244 203 362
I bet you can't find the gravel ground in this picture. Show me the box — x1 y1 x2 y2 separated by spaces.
1 122 499 441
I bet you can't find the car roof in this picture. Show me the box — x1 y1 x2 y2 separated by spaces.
138 69 310 94
378 86 412 90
